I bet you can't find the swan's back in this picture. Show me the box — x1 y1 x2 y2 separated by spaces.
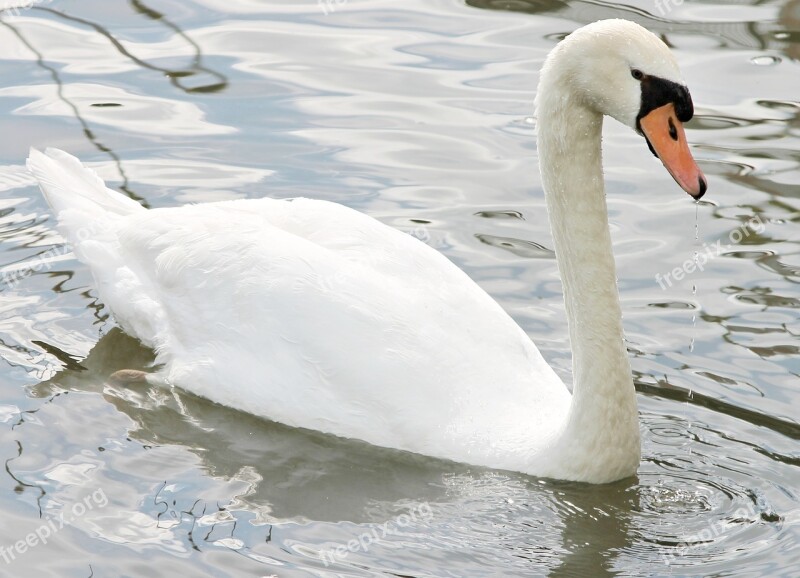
28 148 570 469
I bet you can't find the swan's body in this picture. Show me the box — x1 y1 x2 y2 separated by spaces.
28 19 706 483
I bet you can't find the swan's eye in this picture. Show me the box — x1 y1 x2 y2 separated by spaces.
631 69 644 81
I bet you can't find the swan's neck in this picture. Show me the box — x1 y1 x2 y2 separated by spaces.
535 81 640 481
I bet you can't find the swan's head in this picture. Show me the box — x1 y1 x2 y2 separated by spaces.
539 19 707 198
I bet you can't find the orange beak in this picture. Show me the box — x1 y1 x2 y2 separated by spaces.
639 103 707 199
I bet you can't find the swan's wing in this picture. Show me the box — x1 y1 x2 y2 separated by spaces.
28 148 570 466
103 197 568 455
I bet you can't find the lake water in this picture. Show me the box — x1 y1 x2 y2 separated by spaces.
0 0 798 576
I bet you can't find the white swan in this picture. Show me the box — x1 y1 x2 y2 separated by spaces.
28 19 706 484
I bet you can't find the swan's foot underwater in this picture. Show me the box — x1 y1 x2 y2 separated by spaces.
107 369 150 386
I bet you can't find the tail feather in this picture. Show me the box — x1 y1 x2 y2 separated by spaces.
26 148 144 220
26 148 166 354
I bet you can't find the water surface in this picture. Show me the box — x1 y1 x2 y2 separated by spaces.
0 0 798 576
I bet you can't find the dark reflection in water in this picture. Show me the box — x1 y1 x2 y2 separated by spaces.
34 2 228 94
549 481 637 578
1 0 228 204
0 17 142 200
475 232 555 258
697 99 800 202
29 329 469 523
4 439 46 516
20 324 793 575
22 328 646 575
467 0 797 55
635 372 800 444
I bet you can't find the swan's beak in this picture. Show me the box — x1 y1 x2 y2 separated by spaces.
639 103 707 199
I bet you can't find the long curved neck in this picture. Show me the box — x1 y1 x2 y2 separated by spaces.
535 75 640 481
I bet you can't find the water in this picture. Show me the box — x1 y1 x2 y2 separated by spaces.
0 0 798 576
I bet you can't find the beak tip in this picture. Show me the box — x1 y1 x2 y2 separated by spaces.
690 175 707 200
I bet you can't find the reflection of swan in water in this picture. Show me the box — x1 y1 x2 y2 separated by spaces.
28 20 707 483
31 328 460 523
30 328 637 573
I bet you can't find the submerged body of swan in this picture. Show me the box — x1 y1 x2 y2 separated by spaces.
28 19 706 484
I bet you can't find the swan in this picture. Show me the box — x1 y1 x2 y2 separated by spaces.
27 19 706 484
